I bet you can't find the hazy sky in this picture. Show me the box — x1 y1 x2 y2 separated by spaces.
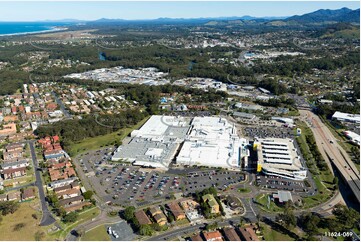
0 1 359 21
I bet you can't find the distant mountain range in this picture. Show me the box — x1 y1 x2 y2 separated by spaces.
33 7 359 25
90 15 287 24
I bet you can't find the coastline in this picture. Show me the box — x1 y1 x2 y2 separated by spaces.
0 26 68 37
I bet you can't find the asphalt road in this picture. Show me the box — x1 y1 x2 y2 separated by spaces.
51 91 71 118
300 110 360 202
28 140 56 226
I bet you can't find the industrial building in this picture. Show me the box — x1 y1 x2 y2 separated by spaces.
112 115 249 169
254 138 307 180
332 111 360 124
343 131 360 146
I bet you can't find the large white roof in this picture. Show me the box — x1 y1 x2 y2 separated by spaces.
332 111 360 123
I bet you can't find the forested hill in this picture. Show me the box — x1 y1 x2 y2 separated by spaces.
286 7 360 24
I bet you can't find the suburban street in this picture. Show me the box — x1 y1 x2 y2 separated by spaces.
51 91 72 118
28 140 56 226
300 110 360 202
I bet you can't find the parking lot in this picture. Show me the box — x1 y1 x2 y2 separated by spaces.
74 150 246 207
106 221 135 241
256 174 308 193
104 167 245 206
243 126 294 140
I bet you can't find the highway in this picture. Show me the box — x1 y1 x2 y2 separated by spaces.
28 140 57 226
300 110 360 202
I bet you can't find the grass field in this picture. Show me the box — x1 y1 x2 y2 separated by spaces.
260 222 297 241
0 199 51 241
81 224 111 241
52 206 101 240
302 175 333 208
255 194 283 213
68 116 149 156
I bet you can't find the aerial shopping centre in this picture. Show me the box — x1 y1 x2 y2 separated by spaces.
112 115 307 180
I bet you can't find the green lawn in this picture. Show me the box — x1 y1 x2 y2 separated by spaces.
81 224 111 241
0 199 55 241
68 116 149 156
302 175 333 208
51 206 101 240
260 222 296 241
255 194 284 213
174 219 190 227
238 187 251 193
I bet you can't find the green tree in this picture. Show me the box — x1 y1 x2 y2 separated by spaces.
123 206 136 222
239 217 245 227
205 222 218 231
83 191 94 200
332 204 359 230
0 201 20 215
276 206 296 229
139 224 154 236
298 212 320 237
62 212 78 223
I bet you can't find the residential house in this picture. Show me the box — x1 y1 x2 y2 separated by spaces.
59 195 84 207
64 202 91 213
22 188 35 201
7 191 21 202
2 167 26 179
48 163 76 181
202 194 220 214
56 188 81 199
223 227 241 241
180 199 200 210
149 207 167 226
0 194 8 201
1 160 29 170
53 181 80 193
0 123 17 137
44 150 65 160
48 177 77 189
3 150 23 161
202 231 223 241
238 225 259 241
135 210 152 225
167 202 186 221
190 234 204 241
5 143 24 153
3 116 18 122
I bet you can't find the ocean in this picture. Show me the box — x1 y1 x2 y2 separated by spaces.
0 22 70 36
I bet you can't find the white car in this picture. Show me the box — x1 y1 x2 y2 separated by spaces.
112 231 119 238
107 227 112 235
